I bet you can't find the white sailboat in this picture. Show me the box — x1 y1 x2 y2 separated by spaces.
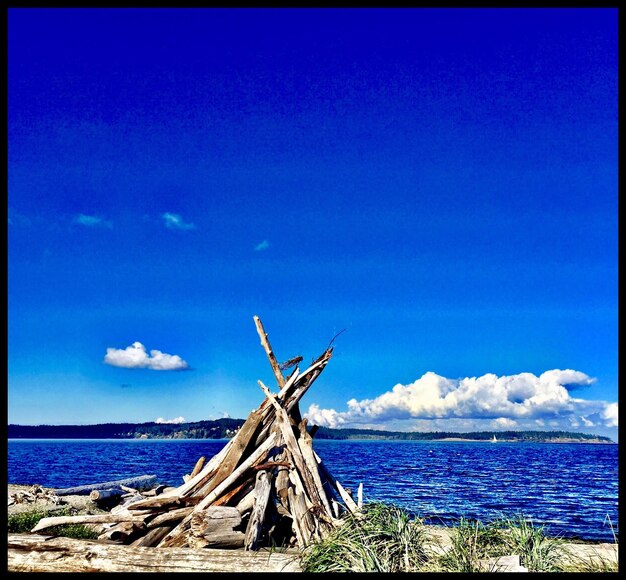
491 434 498 443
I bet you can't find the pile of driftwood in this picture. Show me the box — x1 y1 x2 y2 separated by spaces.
31 316 360 551
9 485 63 507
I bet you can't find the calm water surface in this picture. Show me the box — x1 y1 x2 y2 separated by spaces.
8 439 618 542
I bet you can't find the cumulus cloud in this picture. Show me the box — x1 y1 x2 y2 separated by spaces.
492 417 517 429
75 214 112 228
602 403 618 427
254 239 270 251
104 342 190 370
155 416 186 424
304 370 615 431
162 212 196 230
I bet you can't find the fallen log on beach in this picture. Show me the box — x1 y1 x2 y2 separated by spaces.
54 475 158 496
7 534 301 572
89 488 126 503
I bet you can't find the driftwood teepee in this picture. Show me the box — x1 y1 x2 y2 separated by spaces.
32 315 359 550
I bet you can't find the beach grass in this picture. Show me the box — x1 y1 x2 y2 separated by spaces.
300 503 616 573
300 502 434 572
7 507 99 540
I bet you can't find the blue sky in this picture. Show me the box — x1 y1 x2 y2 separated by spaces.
8 8 618 439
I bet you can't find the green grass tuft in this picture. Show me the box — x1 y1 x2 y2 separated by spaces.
8 508 99 540
300 502 433 572
300 503 615 573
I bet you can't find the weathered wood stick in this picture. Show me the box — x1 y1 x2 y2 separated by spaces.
201 531 246 549
286 488 306 547
172 437 235 498
32 513 146 533
313 451 359 514
235 489 256 515
245 470 274 551
130 525 174 547
251 369 302 447
297 419 335 522
156 514 193 547
53 475 157 496
191 506 241 535
211 476 254 507
8 534 301 573
127 493 197 511
259 381 322 508
89 488 125 503
253 315 286 388
185 409 265 500
119 484 139 494
283 351 332 414
142 484 167 497
98 521 144 543
147 507 194 529
252 461 291 471
331 499 340 519
190 456 206 478
286 364 331 412
279 355 303 371
194 432 277 512
357 483 363 509
289 488 315 546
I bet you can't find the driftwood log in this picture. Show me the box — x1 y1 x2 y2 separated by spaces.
89 488 125 504
7 534 301 572
54 475 157 496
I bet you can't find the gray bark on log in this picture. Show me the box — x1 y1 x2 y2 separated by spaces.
98 521 144 543
130 525 174 547
258 381 323 511
7 534 301 572
32 513 147 534
89 488 125 503
245 470 273 551
297 419 335 522
147 507 194 528
54 475 157 496
193 432 277 512
191 506 242 536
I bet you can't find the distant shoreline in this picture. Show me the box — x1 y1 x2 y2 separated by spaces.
7 419 614 444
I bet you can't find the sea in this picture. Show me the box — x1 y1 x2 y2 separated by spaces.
7 438 618 543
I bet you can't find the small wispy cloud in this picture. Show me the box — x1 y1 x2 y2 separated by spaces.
254 239 270 251
8 210 32 227
162 212 196 230
75 214 112 228
104 342 190 371
155 416 186 424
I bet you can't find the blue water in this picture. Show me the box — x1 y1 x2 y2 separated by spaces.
7 439 618 542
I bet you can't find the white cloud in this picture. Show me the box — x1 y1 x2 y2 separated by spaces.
602 402 618 427
75 214 112 228
492 417 517 429
162 212 196 230
304 369 615 432
254 239 270 251
155 416 186 424
104 342 190 371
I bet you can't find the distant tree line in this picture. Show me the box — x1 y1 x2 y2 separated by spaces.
8 418 243 439
313 427 612 442
7 420 612 443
